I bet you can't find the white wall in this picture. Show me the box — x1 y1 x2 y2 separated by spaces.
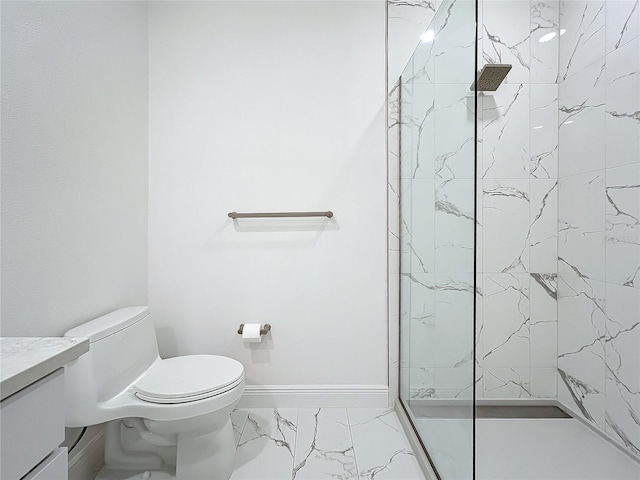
1 1 149 336
148 1 388 401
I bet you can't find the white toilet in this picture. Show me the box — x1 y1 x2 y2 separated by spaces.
64 306 245 480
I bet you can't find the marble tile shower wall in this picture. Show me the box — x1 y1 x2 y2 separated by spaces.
556 0 640 458
397 0 478 402
478 0 560 400
392 5 639 454
387 0 439 83
395 0 562 402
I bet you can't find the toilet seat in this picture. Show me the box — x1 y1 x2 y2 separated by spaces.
132 355 244 404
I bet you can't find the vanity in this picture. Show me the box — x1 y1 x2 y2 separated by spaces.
0 338 89 480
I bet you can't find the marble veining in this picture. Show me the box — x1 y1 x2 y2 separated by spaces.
0 336 89 400
231 408 425 480
559 1 606 81
557 0 640 458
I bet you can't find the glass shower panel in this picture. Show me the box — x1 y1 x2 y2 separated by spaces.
398 1 477 479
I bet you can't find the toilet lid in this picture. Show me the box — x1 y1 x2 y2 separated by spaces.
133 355 244 403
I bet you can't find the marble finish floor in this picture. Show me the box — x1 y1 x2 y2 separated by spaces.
230 408 426 480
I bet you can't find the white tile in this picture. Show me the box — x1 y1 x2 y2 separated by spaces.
530 273 558 321
557 275 606 428
408 179 435 273
388 182 400 275
558 171 606 281
530 179 558 273
530 85 559 178
388 0 437 84
605 37 640 169
388 82 401 181
231 409 297 480
559 59 606 177
530 321 558 367
410 367 436 400
482 84 530 179
482 274 530 368
293 408 357 480
557 275 607 360
605 0 640 54
399 180 413 273
559 0 606 81
605 284 639 392
605 376 640 457
605 284 640 456
606 163 640 288
410 26 437 86
433 0 476 85
434 85 475 180
607 241 640 290
531 0 560 84
484 367 531 398
434 273 475 372
435 366 476 400
400 83 416 180
482 0 531 84
348 409 425 480
409 277 436 368
400 274 412 353
531 367 558 397
404 83 436 180
434 179 475 273
400 367 410 401
231 409 249 446
482 180 530 273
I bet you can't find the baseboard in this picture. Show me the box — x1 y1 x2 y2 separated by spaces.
68 425 105 480
238 385 389 408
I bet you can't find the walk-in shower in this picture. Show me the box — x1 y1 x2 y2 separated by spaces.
392 0 640 478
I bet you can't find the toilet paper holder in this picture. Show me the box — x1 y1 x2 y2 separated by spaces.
237 324 271 336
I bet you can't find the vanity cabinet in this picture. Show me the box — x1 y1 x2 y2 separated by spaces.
0 369 67 480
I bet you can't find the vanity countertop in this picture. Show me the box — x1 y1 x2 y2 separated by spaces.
0 337 89 401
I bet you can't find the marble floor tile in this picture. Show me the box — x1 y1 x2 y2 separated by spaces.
293 408 358 480
348 408 425 480
231 409 250 446
229 408 425 480
231 408 298 480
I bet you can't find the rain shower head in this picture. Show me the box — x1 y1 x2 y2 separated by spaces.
471 64 512 92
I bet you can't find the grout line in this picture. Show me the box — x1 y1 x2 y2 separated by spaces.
289 408 300 477
345 408 361 479
237 409 250 447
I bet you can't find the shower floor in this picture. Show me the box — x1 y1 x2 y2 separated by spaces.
414 416 640 480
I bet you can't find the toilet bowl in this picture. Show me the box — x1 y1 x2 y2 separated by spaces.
64 307 245 480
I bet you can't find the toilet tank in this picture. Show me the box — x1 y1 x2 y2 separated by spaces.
64 306 160 426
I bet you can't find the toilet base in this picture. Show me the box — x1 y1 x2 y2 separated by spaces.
96 466 175 480
95 419 235 480
176 417 236 480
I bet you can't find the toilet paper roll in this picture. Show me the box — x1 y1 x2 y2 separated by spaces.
242 323 262 343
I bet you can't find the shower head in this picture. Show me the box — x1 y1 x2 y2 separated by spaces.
471 64 512 92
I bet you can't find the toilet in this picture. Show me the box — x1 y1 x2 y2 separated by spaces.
64 306 245 480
